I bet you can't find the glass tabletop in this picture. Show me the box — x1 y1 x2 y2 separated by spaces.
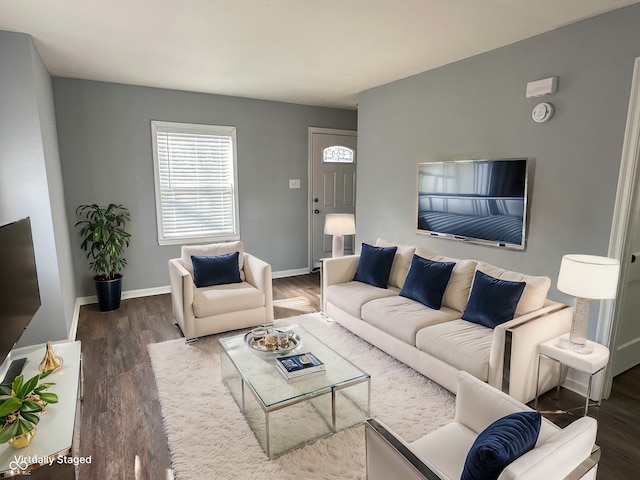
219 324 369 410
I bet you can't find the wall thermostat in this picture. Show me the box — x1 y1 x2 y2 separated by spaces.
532 102 554 123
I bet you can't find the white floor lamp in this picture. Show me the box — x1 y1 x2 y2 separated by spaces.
324 214 356 257
557 254 620 354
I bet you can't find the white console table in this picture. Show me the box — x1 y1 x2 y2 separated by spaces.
0 341 81 479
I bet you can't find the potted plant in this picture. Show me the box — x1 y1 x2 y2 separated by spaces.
0 371 58 448
76 203 131 311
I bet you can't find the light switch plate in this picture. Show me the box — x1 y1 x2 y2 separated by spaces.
289 179 301 189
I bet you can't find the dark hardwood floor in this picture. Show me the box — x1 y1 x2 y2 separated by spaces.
75 273 321 479
75 272 640 479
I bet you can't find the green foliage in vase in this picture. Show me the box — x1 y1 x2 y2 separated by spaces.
76 203 131 281
0 371 58 444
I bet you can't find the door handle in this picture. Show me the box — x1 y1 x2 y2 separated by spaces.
314 209 320 214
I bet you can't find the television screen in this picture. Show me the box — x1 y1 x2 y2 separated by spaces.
416 158 529 249
0 217 41 371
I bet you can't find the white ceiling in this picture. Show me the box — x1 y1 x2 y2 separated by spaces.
1 0 638 109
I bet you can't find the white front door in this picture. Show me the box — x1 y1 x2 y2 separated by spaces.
612 207 640 376
607 57 640 380
309 128 357 268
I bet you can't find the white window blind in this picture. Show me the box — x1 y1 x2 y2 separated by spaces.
151 121 239 245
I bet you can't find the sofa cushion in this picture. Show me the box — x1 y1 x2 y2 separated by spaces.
362 296 461 346
399 255 455 310
181 241 245 280
191 252 242 288
475 261 551 316
193 282 265 317
353 243 397 288
461 411 542 480
462 271 526 328
410 422 478 480
416 247 477 312
375 238 417 289
415 320 493 381
325 281 398 319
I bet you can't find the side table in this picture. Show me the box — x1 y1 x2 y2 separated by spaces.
534 334 609 415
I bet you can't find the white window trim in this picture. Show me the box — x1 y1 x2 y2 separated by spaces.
151 120 240 245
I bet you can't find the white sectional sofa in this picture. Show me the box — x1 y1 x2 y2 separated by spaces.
322 239 572 403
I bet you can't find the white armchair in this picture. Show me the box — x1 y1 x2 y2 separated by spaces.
168 241 273 342
366 371 599 480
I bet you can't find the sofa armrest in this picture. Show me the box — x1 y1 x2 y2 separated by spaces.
492 302 572 403
323 255 359 288
502 417 599 480
365 419 445 480
322 255 360 312
243 253 274 323
487 301 566 391
168 258 195 339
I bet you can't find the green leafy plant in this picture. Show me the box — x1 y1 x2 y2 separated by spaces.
0 371 58 444
76 203 131 280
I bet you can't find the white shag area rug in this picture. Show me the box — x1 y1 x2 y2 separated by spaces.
148 313 455 479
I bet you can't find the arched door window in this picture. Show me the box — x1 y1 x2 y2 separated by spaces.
323 146 355 164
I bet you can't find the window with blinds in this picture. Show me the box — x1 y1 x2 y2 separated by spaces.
151 121 239 245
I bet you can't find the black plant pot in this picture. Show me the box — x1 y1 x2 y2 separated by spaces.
94 274 123 312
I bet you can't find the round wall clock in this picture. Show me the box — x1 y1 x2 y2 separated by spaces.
532 102 554 123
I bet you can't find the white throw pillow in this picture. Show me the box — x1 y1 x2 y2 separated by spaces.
415 247 476 313
375 238 416 289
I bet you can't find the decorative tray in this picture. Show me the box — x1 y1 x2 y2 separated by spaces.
244 329 301 355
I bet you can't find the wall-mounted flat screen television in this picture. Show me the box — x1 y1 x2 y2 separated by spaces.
416 158 529 250
0 217 41 381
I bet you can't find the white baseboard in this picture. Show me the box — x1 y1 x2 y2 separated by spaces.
68 269 312 339
68 299 81 341
272 267 311 279
562 370 606 401
76 285 171 306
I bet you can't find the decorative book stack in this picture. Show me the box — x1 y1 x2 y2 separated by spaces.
275 352 326 382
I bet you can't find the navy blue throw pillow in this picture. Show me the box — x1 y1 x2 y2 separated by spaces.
191 252 242 288
399 255 455 309
462 270 526 328
353 243 397 289
461 411 542 480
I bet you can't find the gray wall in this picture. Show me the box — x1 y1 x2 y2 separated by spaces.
356 5 640 328
0 31 75 346
52 79 357 296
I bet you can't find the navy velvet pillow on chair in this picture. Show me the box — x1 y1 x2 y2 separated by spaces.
191 251 242 288
461 411 542 480
462 270 526 328
353 243 397 288
399 255 455 309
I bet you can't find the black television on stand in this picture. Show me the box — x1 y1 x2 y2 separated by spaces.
0 217 41 385
416 158 529 250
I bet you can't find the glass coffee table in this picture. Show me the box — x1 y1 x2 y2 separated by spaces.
219 324 370 458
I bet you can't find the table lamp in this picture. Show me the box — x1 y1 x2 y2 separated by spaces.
557 254 620 354
324 214 356 257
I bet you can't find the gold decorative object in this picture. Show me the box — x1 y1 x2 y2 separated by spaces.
39 341 63 373
8 428 36 449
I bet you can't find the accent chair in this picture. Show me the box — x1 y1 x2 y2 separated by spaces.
365 371 599 480
168 241 273 342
